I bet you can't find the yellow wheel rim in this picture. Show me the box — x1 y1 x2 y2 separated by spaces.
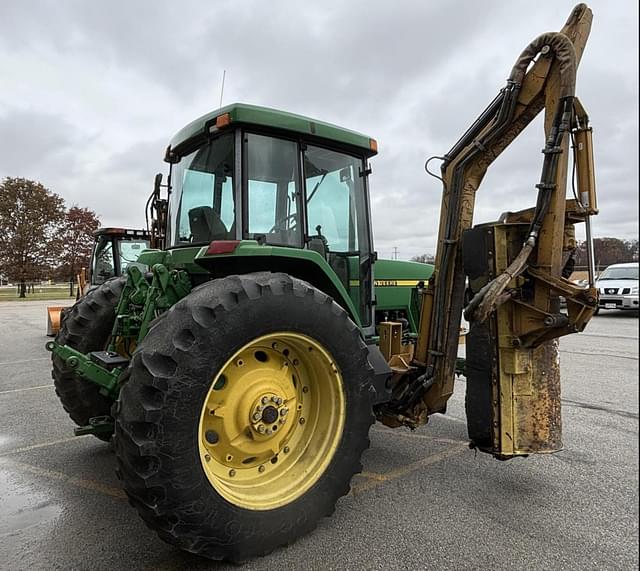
198 332 346 510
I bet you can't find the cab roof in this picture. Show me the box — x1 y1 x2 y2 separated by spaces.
93 227 150 238
168 103 377 160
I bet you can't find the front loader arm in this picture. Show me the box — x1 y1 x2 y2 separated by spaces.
380 5 598 439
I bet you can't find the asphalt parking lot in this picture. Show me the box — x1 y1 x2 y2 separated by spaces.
0 300 637 570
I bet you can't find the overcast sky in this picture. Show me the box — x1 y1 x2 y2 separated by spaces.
1 1 637 260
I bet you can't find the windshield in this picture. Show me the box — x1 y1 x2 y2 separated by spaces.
118 239 149 273
598 266 639 280
169 133 235 245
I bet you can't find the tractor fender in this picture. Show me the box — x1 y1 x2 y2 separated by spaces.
193 241 361 327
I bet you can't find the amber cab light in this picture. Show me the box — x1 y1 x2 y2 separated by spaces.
206 240 240 255
369 138 378 153
215 113 231 128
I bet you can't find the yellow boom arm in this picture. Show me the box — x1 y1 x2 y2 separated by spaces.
379 5 599 457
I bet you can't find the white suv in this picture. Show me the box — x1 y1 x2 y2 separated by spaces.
596 262 639 313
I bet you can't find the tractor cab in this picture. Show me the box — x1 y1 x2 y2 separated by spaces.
90 227 150 285
161 103 378 330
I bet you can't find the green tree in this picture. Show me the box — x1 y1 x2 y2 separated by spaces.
0 177 65 297
56 206 101 296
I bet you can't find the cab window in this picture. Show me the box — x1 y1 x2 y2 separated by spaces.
92 237 115 284
245 133 300 247
171 133 235 245
303 145 372 326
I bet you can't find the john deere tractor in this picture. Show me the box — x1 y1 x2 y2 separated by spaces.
46 227 150 336
48 4 599 561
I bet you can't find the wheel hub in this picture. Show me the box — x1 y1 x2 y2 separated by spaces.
261 405 278 424
250 394 289 436
197 332 345 510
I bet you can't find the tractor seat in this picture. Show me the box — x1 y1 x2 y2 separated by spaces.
188 206 230 242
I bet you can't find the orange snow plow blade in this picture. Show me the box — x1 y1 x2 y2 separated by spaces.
46 306 66 337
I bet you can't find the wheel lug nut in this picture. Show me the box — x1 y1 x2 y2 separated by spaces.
284 446 290 453
257 405 264 412
279 418 285 424
299 418 306 425
261 396 269 404
229 469 236 477
280 408 288 416
266 428 273 435
258 465 265 473
274 397 282 405
204 454 211 462
257 424 266 433
252 412 261 422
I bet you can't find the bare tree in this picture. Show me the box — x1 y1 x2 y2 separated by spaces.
574 237 639 270
411 253 436 264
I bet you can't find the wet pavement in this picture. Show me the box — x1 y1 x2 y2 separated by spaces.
0 300 638 570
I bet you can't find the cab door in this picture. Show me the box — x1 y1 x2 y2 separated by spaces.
302 144 373 329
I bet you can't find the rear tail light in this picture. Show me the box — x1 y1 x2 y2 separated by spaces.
206 240 240 255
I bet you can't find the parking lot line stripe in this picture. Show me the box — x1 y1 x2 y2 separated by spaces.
352 443 467 495
579 333 639 341
0 384 52 395
0 357 50 366
561 349 638 361
0 435 89 457
0 458 126 499
370 427 465 444
359 471 389 481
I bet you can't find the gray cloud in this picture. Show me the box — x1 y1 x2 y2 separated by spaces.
0 109 82 176
0 0 637 260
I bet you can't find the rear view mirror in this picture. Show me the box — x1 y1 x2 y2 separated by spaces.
339 167 352 183
154 173 163 197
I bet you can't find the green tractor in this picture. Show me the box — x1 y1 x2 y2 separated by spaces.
47 4 600 560
48 103 432 558
46 227 150 337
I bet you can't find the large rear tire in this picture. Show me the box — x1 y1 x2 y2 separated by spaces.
114 272 376 561
51 277 125 441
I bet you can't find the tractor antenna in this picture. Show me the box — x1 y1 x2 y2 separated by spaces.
219 69 226 108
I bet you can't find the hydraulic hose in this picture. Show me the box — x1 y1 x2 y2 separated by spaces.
465 33 577 323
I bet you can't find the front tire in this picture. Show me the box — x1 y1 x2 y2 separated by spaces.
114 272 376 561
51 277 125 441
